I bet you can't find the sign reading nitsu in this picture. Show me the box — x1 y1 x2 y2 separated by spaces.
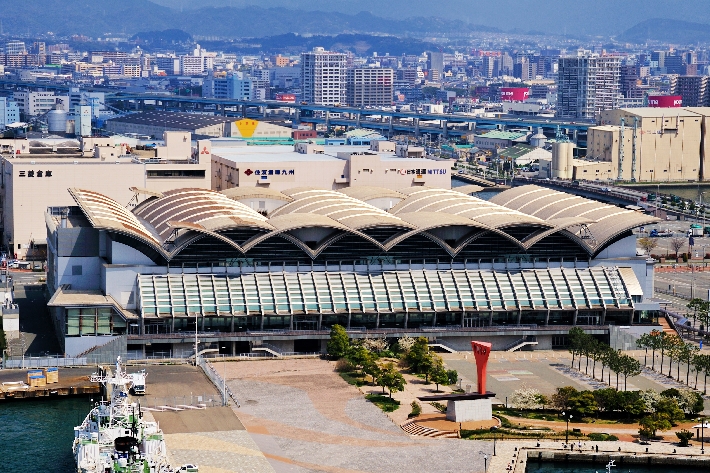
18 170 53 177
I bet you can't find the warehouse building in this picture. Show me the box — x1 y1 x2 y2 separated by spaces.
1 132 210 259
585 107 710 181
210 141 451 192
45 184 658 357
105 111 234 138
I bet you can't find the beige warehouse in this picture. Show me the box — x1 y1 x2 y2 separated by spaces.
586 107 710 182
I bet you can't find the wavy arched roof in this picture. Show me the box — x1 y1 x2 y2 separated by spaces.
452 184 485 195
490 185 660 252
337 186 407 202
133 188 272 240
271 188 414 231
390 187 548 229
221 187 293 202
69 188 162 246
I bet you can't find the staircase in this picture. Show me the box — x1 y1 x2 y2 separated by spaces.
400 420 458 438
428 342 457 353
504 336 538 352
659 314 679 336
252 343 283 357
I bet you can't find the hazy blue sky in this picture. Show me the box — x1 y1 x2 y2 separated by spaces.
149 0 709 35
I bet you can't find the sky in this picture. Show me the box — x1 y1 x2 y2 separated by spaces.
148 0 710 36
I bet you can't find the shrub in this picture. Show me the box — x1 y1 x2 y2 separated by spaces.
588 433 619 441
409 401 422 418
334 358 354 372
676 429 694 447
327 324 350 359
429 401 447 413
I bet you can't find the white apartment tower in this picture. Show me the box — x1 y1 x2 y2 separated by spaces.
301 47 346 105
557 55 621 119
346 67 394 107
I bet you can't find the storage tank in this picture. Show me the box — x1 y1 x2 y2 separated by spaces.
47 108 68 134
551 142 575 179
530 128 547 148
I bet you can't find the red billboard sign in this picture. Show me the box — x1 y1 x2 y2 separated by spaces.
648 95 682 107
500 87 530 102
275 93 296 103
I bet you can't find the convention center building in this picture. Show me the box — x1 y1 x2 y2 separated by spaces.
45 184 659 357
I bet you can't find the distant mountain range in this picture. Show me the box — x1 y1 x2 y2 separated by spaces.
0 0 497 38
617 19 710 44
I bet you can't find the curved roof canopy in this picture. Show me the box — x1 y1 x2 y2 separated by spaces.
337 186 407 202
391 187 549 229
221 186 294 203
133 188 272 240
272 188 414 231
490 185 660 252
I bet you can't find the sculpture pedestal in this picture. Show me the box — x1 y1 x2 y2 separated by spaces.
446 397 493 422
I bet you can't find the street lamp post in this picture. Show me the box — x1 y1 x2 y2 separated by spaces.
491 426 498 456
562 411 573 444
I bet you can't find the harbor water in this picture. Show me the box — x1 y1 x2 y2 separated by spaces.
526 461 695 473
0 397 90 472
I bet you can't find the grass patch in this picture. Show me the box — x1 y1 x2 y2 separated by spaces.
339 371 366 387
366 394 401 412
588 433 619 441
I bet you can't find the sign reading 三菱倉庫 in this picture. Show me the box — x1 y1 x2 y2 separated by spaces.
18 170 53 177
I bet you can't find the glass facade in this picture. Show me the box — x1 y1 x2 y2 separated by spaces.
65 307 126 336
136 267 635 333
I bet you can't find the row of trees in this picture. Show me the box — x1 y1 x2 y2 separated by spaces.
327 325 457 397
568 328 642 390
636 329 710 392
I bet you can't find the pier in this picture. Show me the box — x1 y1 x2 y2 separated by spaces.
0 367 100 401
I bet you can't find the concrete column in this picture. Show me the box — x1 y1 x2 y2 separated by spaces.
404 311 409 329
573 129 578 143
241 104 246 117
442 120 448 139
572 309 578 326
318 313 323 331
388 116 393 135
356 112 361 127
414 118 420 136
231 341 236 356
260 314 264 330
347 312 351 329
294 109 301 124
325 111 330 130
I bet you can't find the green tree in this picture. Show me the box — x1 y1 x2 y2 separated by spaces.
327 324 350 359
419 353 441 384
664 334 684 378
552 386 578 411
636 333 652 367
693 353 710 393
567 390 598 417
404 337 431 372
654 397 686 425
647 330 665 371
446 369 459 386
348 345 375 377
430 364 450 392
618 354 642 391
378 362 406 399
568 327 586 369
639 414 672 439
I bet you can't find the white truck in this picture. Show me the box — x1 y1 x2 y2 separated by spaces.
129 370 146 395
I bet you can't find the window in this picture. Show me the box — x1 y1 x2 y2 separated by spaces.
72 265 82 276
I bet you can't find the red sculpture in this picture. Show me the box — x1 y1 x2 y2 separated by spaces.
471 341 492 394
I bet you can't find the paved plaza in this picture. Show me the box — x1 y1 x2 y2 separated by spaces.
218 358 493 473
443 351 709 408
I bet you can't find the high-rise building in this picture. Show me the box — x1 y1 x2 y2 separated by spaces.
301 47 346 105
620 65 642 98
0 97 20 126
676 75 709 106
4 40 26 55
427 51 444 82
651 51 666 69
481 56 499 78
557 56 621 119
513 57 532 81
346 67 394 107
665 55 685 75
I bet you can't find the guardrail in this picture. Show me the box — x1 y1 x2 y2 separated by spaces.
198 357 239 408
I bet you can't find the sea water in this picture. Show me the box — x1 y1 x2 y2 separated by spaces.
526 461 695 473
0 397 91 472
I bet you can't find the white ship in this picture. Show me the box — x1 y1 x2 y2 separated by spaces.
73 357 197 473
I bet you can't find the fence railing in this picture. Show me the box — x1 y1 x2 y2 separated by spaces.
198 357 239 408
